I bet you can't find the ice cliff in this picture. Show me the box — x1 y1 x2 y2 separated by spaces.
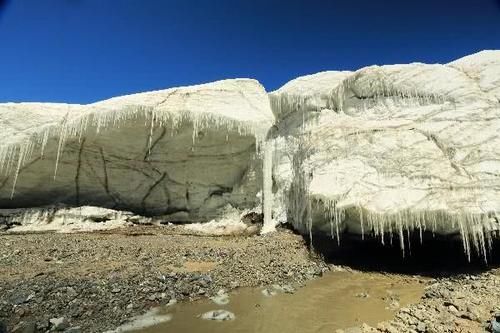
270 50 500 259
0 79 274 221
1 51 500 258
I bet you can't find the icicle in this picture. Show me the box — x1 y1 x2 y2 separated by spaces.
261 140 275 233
307 198 313 245
53 125 67 180
40 130 49 158
10 145 25 198
147 110 156 159
359 205 365 240
398 212 405 257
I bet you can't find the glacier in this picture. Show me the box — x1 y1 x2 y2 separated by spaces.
270 50 500 259
0 79 274 222
1 50 500 259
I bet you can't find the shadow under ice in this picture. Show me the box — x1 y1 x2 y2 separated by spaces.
306 231 500 277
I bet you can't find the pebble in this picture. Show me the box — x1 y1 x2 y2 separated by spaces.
261 288 277 297
201 310 235 321
210 290 229 305
272 284 296 294
386 300 400 310
66 287 78 297
49 317 69 331
416 322 426 332
166 299 177 307
11 321 36 333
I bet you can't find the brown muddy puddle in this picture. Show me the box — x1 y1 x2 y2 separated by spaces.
134 271 425 333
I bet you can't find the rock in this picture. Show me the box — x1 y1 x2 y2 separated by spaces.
66 287 77 297
166 299 177 307
22 323 37 333
447 305 459 315
387 300 400 310
241 212 263 225
64 327 81 333
10 292 30 305
11 321 36 333
201 310 236 321
416 322 426 332
25 293 35 303
343 326 363 333
36 320 49 331
184 206 261 236
111 310 172 331
360 323 373 332
198 275 212 288
261 288 277 297
210 290 229 305
49 317 69 331
355 292 370 298
272 284 295 294
492 315 500 333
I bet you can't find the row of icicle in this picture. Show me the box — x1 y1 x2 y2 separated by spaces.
0 104 267 199
1 75 498 262
271 76 498 262
270 70 450 120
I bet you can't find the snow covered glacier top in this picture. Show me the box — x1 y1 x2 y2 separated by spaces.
0 79 274 151
270 50 500 121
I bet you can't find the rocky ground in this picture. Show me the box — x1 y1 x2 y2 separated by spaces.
0 226 327 332
365 270 500 333
1 225 500 333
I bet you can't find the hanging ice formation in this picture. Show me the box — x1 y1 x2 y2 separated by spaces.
0 79 275 221
268 51 500 261
261 140 275 233
2 51 500 262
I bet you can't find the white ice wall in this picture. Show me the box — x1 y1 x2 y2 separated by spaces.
270 51 500 259
0 79 274 221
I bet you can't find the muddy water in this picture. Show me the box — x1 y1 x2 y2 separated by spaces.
136 271 425 333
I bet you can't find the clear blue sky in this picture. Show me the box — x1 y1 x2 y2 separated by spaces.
1 0 499 104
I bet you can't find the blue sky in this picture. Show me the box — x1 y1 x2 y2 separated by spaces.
0 0 499 103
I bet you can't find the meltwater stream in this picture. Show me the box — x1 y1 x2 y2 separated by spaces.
133 271 425 333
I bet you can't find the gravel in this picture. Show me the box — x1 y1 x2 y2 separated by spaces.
0 225 327 332
359 270 500 333
2 225 500 332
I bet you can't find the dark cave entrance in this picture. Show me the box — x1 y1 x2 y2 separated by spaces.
307 231 500 277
